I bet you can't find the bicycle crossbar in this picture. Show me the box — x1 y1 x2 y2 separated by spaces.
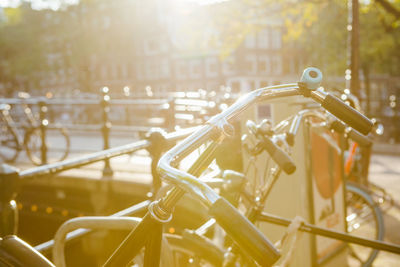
258 212 400 255
19 126 199 179
34 200 151 254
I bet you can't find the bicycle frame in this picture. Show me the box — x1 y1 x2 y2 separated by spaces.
189 108 400 263
0 104 23 146
103 84 308 266
6 68 392 266
103 66 376 266
18 78 397 266
0 99 43 150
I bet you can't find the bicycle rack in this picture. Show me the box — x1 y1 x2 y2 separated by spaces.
1 90 400 264
0 126 199 243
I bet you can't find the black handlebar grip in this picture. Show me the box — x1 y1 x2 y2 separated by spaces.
261 136 296 175
209 198 280 266
330 120 372 147
321 94 373 135
347 129 372 147
330 120 346 134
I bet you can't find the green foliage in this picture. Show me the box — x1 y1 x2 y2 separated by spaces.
0 5 47 90
276 0 400 76
359 3 400 75
207 0 400 76
0 0 115 91
285 0 348 76
3 7 22 25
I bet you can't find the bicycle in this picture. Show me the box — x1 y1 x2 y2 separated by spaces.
101 67 376 266
2 67 388 267
329 90 395 266
159 108 382 266
0 94 70 165
274 107 385 267
0 104 20 162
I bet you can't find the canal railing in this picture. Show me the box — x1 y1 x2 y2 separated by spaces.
0 126 199 238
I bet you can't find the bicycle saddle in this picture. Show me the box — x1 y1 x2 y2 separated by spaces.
0 235 54 267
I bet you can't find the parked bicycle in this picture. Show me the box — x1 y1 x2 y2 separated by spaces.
0 93 70 165
158 108 385 266
4 68 400 267
272 107 385 267
99 67 377 266
332 91 394 266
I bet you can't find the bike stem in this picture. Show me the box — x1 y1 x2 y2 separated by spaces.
103 139 222 267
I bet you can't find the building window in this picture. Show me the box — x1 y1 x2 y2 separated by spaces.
222 56 235 75
258 56 270 74
144 38 160 55
206 57 218 77
231 81 241 93
160 58 170 78
271 29 282 49
245 33 256 48
175 60 187 80
159 37 169 53
248 80 256 91
260 81 269 87
271 55 282 75
257 29 269 49
244 55 256 74
190 60 202 79
145 61 158 80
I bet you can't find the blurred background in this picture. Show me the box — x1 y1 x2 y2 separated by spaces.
0 0 399 142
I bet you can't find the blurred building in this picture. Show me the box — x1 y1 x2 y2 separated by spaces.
27 0 304 97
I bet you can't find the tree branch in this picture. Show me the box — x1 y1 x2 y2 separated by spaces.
375 0 400 19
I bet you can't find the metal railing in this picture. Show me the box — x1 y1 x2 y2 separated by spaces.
0 89 230 133
0 126 199 238
1 89 232 165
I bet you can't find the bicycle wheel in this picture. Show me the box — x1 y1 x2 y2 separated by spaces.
164 233 225 266
24 127 70 165
346 181 384 267
0 122 20 163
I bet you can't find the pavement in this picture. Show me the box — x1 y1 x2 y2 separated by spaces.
8 132 400 266
373 142 400 156
367 154 400 266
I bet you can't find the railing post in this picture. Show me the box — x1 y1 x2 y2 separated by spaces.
101 87 113 177
123 86 131 126
0 164 19 236
38 100 48 165
164 98 175 132
145 129 168 195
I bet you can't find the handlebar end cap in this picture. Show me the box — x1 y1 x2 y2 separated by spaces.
300 67 323 90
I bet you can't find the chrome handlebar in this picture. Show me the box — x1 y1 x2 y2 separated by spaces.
157 67 372 206
158 84 309 206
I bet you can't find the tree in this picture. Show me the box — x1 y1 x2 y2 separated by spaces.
0 4 48 94
195 0 400 81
